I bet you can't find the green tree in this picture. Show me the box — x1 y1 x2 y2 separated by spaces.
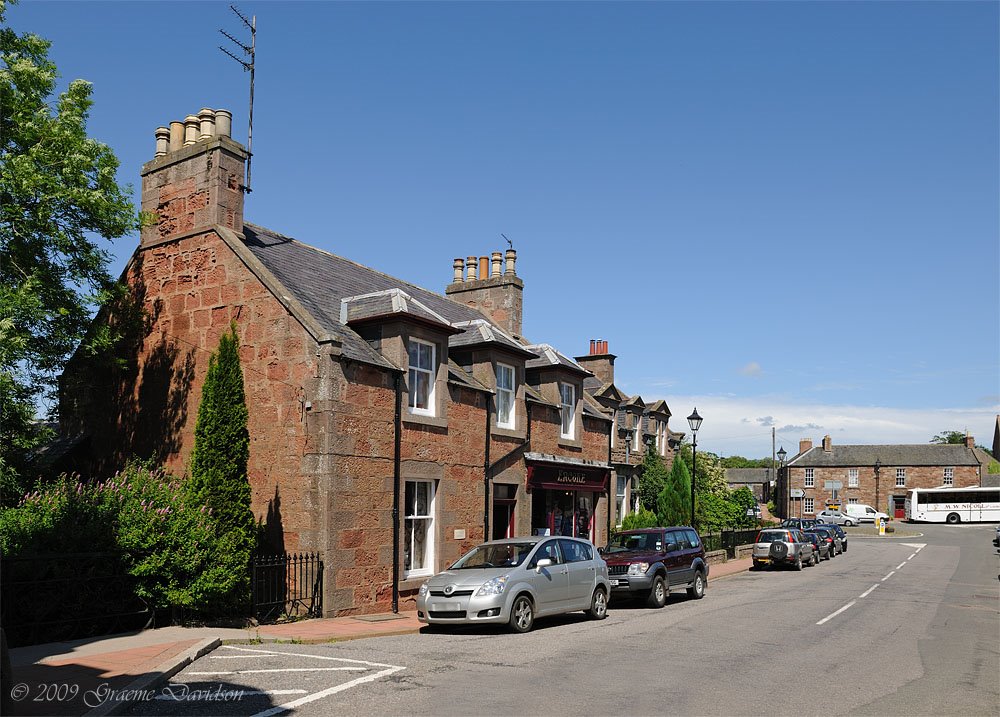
621 507 659 530
637 446 669 512
930 430 990 453
719 456 772 469
658 453 691 526
0 0 137 502
728 486 758 528
187 324 255 612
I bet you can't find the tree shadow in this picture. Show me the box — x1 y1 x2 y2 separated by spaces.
258 485 286 556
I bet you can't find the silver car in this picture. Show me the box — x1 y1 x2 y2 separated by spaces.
751 528 816 570
815 509 857 527
415 536 610 633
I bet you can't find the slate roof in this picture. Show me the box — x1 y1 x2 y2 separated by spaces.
449 319 537 358
726 468 773 484
243 223 531 370
789 444 982 468
523 344 591 376
340 289 459 334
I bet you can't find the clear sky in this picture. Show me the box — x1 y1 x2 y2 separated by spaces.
9 0 999 458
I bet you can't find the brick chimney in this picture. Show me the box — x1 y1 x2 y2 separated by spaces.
822 435 832 452
140 108 247 248
799 438 813 455
445 249 524 338
575 339 616 385
964 433 975 449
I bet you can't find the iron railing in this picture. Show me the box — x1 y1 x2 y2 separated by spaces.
252 552 323 623
700 528 760 557
0 552 151 648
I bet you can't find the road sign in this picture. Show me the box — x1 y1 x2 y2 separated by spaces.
790 489 805 498
824 480 842 490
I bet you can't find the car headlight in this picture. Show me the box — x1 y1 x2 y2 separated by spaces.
418 583 428 596
627 562 650 576
475 575 509 596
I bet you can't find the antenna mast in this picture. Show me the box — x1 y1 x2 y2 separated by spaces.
219 5 256 193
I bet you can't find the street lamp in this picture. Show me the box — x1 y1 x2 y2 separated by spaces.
687 408 703 527
874 458 881 515
776 446 787 518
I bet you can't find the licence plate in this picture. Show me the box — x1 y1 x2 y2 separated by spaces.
431 603 461 612
610 579 620 587
757 558 770 563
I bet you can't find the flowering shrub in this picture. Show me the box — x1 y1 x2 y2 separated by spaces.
0 462 246 615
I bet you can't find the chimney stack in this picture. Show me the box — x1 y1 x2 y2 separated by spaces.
965 434 975 449
575 338 616 385
799 438 813 455
140 107 247 247
822 435 832 452
446 246 524 338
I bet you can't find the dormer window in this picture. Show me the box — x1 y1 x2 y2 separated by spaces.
496 363 515 429
408 338 436 415
559 383 575 439
633 413 643 451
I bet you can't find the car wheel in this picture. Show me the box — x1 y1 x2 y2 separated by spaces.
508 595 534 634
845 520 855 527
793 554 803 571
646 575 667 608
588 588 608 620
809 552 817 567
946 513 960 524
687 571 706 600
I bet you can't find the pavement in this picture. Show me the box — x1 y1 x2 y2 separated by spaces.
5 556 752 717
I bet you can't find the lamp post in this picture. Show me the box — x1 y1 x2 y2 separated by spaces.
777 446 787 518
874 458 881 515
687 408 703 527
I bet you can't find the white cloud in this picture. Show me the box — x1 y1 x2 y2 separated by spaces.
654 394 999 459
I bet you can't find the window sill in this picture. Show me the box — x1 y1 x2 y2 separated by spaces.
403 413 448 429
492 425 526 440
557 437 583 450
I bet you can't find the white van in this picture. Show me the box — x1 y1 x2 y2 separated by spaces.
844 503 889 523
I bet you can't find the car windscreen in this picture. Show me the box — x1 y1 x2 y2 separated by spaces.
756 531 788 543
605 532 661 553
449 542 535 569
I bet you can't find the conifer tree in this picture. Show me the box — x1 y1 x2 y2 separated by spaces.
665 453 692 525
638 446 670 513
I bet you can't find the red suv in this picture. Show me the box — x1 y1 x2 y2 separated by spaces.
601 527 708 608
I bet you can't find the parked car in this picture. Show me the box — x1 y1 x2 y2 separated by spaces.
803 530 831 561
816 522 849 552
601 527 708 607
415 536 610 633
752 528 815 570
844 503 889 524
814 509 857 527
809 526 842 556
780 518 819 530
994 525 999 548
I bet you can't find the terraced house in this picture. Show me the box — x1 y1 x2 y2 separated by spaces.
58 109 689 616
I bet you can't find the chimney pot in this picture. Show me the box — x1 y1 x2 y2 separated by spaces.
183 115 199 145
214 109 232 138
491 251 502 278
505 248 516 276
590 339 596 355
452 258 464 284
479 256 489 281
154 126 170 157
198 108 216 139
169 121 184 152
466 256 477 281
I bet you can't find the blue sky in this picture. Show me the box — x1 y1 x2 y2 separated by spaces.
10 0 999 457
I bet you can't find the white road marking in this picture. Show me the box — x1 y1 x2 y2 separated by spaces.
907 553 917 560
252 665 406 717
859 584 879 598
817 600 857 626
190 667 369 675
154 689 307 701
221 645 398 666
882 571 896 581
901 542 926 551
896 562 906 570
210 654 282 659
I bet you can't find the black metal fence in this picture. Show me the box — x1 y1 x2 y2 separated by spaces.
701 528 760 557
251 552 323 623
0 552 152 648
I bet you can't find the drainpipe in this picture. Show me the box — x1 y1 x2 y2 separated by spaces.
606 415 613 542
483 394 492 542
392 371 402 614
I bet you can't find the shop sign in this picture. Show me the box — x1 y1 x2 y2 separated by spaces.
527 463 608 492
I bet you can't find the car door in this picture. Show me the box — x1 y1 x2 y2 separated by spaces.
526 540 570 614
663 530 687 587
558 539 596 608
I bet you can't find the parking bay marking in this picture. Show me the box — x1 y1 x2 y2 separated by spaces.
191 667 370 676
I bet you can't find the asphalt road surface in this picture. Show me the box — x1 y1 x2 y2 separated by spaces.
129 522 999 716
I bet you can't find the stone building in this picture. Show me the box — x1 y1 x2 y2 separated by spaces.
778 434 992 519
59 109 635 615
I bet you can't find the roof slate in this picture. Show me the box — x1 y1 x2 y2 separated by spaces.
789 444 982 467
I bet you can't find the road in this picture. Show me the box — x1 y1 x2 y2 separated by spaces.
129 523 999 716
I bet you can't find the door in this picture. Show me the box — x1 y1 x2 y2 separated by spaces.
526 540 569 614
492 484 516 540
558 539 596 608
663 530 687 586
892 496 906 519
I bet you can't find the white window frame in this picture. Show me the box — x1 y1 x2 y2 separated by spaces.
848 468 859 488
615 476 628 527
559 383 575 439
403 480 435 578
804 468 815 488
496 363 515 429
943 467 954 486
896 467 906 488
848 497 859 505
804 497 815 514
407 338 436 416
633 412 642 451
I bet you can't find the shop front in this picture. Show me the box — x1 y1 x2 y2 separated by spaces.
526 458 609 543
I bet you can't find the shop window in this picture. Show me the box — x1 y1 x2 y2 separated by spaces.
407 339 435 416
404 480 435 577
496 363 515 429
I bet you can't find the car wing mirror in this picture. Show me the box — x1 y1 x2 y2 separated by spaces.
665 542 678 553
534 558 553 572
597 546 605 555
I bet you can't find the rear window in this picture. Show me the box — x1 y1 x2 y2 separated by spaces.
757 530 788 543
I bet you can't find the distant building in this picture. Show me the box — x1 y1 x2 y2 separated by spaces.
724 468 772 505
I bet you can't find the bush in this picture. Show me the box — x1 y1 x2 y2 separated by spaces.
621 507 660 530
0 463 247 615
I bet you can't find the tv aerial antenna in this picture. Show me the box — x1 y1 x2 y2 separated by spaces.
501 233 513 249
219 4 256 193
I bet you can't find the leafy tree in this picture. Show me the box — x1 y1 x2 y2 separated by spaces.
677 443 728 495
637 446 669 512
728 486 758 528
1 0 137 501
695 491 741 532
720 456 772 469
658 453 691 526
930 431 990 453
187 324 255 612
620 507 659 530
